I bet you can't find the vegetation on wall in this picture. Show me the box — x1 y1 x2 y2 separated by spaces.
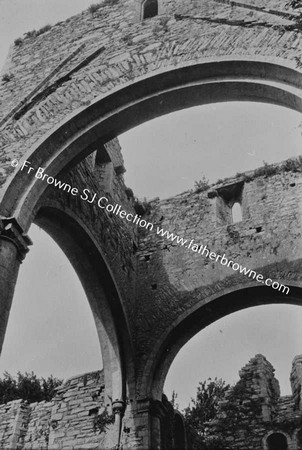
194 175 210 193
93 408 114 433
0 371 62 404
88 0 119 15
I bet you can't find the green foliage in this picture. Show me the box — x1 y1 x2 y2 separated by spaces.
194 175 210 193
88 3 103 14
0 371 62 404
206 378 263 448
24 26 51 39
134 197 152 216
14 37 23 46
36 25 52 36
25 30 36 38
171 390 179 409
122 33 134 46
125 187 134 200
1 73 14 83
93 409 114 433
88 0 119 15
102 0 119 5
183 378 230 450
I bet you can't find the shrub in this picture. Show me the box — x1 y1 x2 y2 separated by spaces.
36 24 51 36
88 3 103 14
194 175 210 193
2 73 13 83
125 187 134 200
25 30 37 38
93 409 114 433
0 371 63 404
134 197 152 216
103 0 119 5
14 37 23 46
122 33 134 45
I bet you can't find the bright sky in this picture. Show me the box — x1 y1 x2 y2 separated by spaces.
1 0 302 412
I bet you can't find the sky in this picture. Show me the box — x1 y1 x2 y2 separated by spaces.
1 0 302 412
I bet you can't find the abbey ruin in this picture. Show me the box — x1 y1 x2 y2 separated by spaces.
207 354 302 450
1 354 302 449
1 0 302 447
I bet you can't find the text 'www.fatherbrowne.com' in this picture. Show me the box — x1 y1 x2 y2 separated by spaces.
12 159 290 295
156 227 290 295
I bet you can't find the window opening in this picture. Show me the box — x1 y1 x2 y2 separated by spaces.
142 0 158 19
267 432 288 450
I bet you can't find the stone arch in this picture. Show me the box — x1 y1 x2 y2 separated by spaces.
1 59 302 230
139 283 302 400
142 0 158 19
264 431 289 450
33 203 134 404
232 201 243 223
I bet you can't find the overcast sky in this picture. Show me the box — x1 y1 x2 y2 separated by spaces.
1 0 302 411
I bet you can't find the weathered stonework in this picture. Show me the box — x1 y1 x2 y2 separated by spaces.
0 371 183 450
1 0 302 448
0 371 116 449
208 354 302 449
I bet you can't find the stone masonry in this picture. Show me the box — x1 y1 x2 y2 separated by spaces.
0 371 118 449
1 0 302 447
208 354 302 449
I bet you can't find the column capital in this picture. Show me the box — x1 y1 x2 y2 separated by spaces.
0 217 32 262
112 399 126 416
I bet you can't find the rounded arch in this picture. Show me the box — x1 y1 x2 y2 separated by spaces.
139 283 302 400
142 0 158 19
1 59 302 230
264 431 289 450
33 203 134 403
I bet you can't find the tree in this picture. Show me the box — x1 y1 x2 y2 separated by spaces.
0 371 63 404
183 377 230 450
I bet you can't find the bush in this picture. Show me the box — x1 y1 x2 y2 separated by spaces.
194 175 210 193
134 198 152 216
25 30 37 38
93 409 114 433
2 73 13 83
0 371 63 404
88 3 103 14
103 0 119 5
36 25 51 36
14 37 23 46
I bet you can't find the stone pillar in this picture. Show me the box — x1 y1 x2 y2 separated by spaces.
121 396 176 450
150 397 174 450
0 217 31 354
112 399 126 449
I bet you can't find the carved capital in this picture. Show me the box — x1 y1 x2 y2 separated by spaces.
0 217 32 262
112 399 126 416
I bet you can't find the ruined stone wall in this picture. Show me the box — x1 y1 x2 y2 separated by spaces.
0 371 118 450
208 354 302 450
134 159 302 383
0 0 300 187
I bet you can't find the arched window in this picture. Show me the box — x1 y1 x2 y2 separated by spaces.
232 201 242 223
267 432 288 450
142 0 158 19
